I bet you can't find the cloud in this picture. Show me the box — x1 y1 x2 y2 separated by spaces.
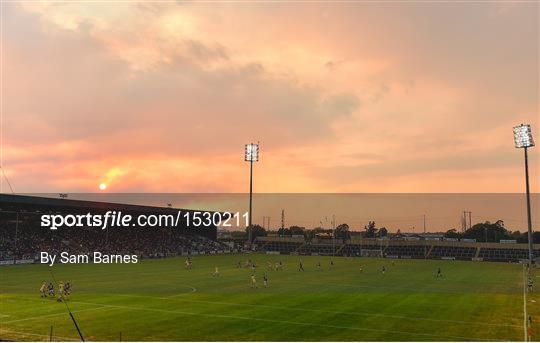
1 2 538 193
4 4 360 152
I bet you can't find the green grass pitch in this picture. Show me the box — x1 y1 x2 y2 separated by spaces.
1 254 538 341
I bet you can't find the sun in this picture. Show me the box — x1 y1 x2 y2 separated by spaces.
99 183 107 191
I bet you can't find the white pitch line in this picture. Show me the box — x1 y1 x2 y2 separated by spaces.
166 295 523 328
5 290 521 331
1 306 109 325
74 291 520 329
98 285 197 300
275 277 521 295
0 328 78 341
70 299 504 342
165 286 197 297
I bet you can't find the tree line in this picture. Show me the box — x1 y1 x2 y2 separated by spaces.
444 220 540 243
237 220 539 244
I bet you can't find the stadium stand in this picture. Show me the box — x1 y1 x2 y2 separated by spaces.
256 237 540 264
261 241 303 253
0 194 227 263
478 247 540 262
341 244 362 256
429 245 476 260
384 245 426 259
2 194 539 265
256 237 304 254
297 243 341 255
341 244 384 257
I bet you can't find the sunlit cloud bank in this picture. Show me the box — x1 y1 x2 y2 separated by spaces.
1 2 538 192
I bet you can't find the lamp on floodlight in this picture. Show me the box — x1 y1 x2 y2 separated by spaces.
513 124 535 265
245 142 259 244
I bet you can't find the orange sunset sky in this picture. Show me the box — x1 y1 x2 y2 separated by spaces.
0 1 538 193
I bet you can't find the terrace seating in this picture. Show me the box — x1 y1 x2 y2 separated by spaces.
261 241 303 254
341 244 385 256
384 245 427 259
341 244 362 256
429 246 476 260
478 248 540 262
297 244 341 255
0 220 227 261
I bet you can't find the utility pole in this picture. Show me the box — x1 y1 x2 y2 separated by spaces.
462 211 472 231
281 210 285 237
423 214 427 259
332 214 336 257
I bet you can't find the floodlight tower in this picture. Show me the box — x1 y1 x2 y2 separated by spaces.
513 124 535 265
245 142 260 243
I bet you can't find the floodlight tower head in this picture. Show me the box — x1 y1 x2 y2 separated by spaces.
513 124 535 148
513 123 535 266
245 143 260 162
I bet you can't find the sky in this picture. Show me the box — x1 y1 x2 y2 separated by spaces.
1 2 538 193
40 193 539 232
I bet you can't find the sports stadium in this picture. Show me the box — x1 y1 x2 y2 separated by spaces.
1 193 539 341
1 1 539 342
